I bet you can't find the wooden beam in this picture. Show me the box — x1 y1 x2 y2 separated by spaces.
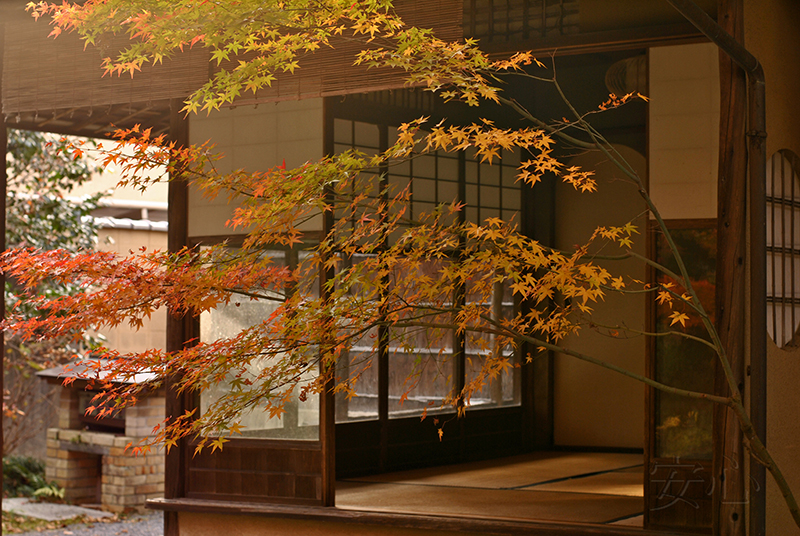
480 22 709 57
713 1 747 535
149 497 693 536
35 108 79 128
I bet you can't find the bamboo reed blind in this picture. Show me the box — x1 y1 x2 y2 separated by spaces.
1 21 210 116
216 0 463 105
1 0 462 117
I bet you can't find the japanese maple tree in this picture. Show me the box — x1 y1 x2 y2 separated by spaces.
10 0 800 527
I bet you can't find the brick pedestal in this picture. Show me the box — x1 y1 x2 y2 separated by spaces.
46 391 166 512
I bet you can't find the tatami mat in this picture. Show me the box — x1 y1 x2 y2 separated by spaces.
343 451 642 490
530 468 643 497
336 452 645 525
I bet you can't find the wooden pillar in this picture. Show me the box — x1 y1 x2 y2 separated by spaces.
522 175 555 449
714 0 747 534
320 98 336 506
0 23 7 494
164 98 190 536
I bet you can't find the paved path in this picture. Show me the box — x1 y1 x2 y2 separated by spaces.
13 512 163 536
2 499 163 536
3 498 116 522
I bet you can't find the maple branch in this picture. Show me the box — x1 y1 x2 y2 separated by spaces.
546 77 742 407
597 284 656 295
497 96 595 150
498 322 730 405
585 319 718 351
392 310 724 406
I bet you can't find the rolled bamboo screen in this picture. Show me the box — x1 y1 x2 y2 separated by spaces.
1 0 462 117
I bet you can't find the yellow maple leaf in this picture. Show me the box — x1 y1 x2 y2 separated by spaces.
622 222 639 235
669 311 689 327
510 279 528 296
210 436 229 454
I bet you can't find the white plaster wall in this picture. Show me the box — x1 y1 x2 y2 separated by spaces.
96 228 168 353
69 150 169 205
648 42 720 221
187 99 324 238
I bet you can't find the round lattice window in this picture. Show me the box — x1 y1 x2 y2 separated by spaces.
766 149 800 347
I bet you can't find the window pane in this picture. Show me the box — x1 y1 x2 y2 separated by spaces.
388 259 456 418
766 150 800 347
335 254 380 423
388 323 455 418
464 278 520 409
335 326 380 422
200 250 320 440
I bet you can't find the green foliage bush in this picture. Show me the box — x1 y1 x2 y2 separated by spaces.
2 456 59 499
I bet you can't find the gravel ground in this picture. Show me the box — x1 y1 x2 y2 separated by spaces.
13 512 163 536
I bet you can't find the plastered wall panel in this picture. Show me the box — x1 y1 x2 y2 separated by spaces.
277 108 326 145
232 111 278 146
191 116 236 148
233 145 280 174
187 99 324 238
649 113 717 151
650 180 716 224
745 0 800 159
649 147 716 185
766 343 800 535
647 78 717 116
649 41 718 82
96 228 168 352
648 43 720 220
553 146 647 449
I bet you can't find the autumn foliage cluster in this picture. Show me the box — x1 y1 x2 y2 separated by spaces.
7 0 800 527
5 0 730 451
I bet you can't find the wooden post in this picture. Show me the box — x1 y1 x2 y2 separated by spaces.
320 98 336 506
163 98 190 536
378 125 390 472
523 175 556 449
714 0 747 534
0 22 7 498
